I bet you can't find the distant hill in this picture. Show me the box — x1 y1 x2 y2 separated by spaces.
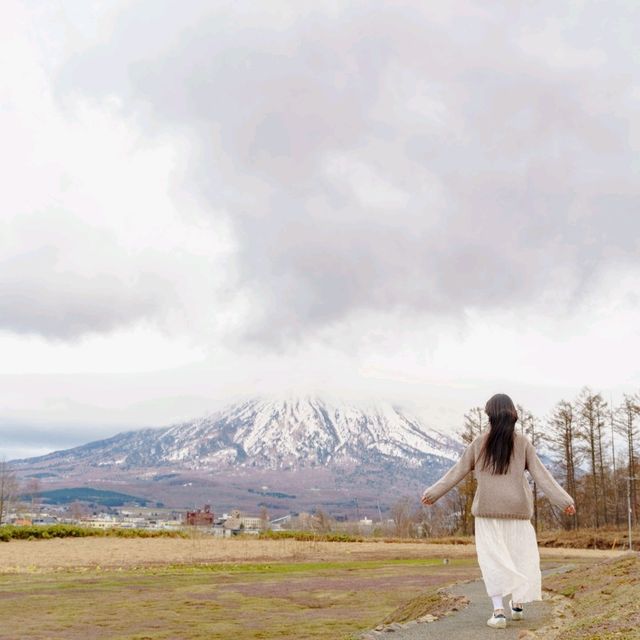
22 487 153 507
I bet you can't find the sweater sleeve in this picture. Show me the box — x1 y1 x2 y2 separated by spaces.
422 440 476 504
525 441 575 510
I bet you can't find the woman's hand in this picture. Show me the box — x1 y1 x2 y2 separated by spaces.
421 492 433 506
564 504 576 516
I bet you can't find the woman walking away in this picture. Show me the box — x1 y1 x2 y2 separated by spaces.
421 393 576 629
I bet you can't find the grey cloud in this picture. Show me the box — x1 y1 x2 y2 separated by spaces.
0 246 170 339
0 214 177 339
56 1 640 344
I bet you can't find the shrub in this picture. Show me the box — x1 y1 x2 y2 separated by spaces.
0 524 188 542
258 530 364 542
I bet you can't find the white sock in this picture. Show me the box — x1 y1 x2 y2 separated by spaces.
491 595 504 611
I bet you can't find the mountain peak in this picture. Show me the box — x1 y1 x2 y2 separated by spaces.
14 396 461 473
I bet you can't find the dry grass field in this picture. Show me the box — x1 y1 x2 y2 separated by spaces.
0 535 620 573
543 553 640 639
0 536 628 640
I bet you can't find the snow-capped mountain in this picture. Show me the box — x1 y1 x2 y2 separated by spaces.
15 396 461 472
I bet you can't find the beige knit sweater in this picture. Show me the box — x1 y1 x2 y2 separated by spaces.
423 431 575 519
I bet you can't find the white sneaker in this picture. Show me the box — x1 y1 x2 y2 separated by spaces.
509 600 524 621
487 612 507 628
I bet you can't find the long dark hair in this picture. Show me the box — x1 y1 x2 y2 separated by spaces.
479 393 518 474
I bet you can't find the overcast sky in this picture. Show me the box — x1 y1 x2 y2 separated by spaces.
2 1 640 459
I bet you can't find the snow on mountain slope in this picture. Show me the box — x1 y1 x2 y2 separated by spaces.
13 396 462 472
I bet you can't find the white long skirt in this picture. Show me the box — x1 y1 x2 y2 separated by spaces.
474 517 542 603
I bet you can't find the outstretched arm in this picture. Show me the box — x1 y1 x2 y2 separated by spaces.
525 441 575 511
421 442 475 505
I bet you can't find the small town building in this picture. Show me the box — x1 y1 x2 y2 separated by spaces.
211 509 264 536
185 504 214 527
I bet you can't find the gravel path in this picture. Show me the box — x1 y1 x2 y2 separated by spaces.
383 579 550 639
362 566 574 640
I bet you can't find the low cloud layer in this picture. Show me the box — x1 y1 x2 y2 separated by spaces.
47 1 640 345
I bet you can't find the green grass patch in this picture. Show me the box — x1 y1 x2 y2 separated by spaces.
148 556 468 575
0 557 479 639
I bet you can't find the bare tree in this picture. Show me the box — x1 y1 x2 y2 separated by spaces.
516 404 530 437
464 407 488 436
594 395 610 525
390 497 414 538
0 460 19 525
518 405 541 531
547 400 579 529
575 388 609 528
24 478 42 516
69 501 86 522
608 396 620 525
313 508 334 533
616 393 640 525
418 492 461 537
457 407 487 534
413 504 431 538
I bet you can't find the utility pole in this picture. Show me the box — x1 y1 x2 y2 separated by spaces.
624 476 640 552
610 394 620 525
